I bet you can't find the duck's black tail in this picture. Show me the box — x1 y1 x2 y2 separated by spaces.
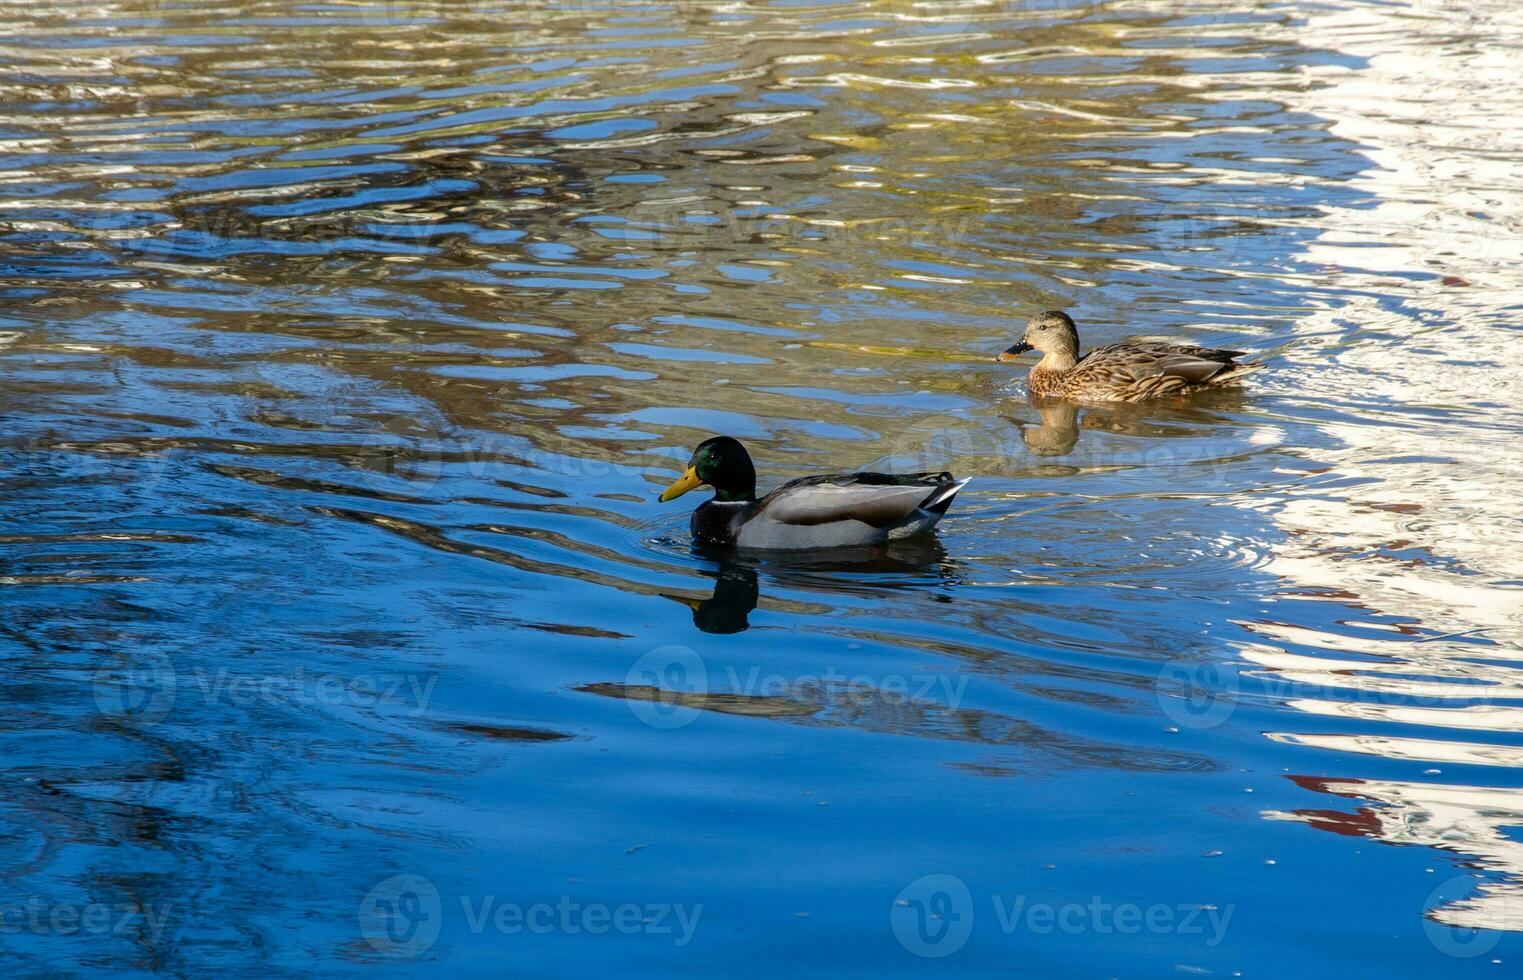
920 478 970 515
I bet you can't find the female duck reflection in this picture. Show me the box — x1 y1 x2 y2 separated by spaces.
664 539 957 635
1013 391 1255 457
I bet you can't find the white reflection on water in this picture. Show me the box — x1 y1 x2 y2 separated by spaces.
1266 778 1523 933
1268 0 1523 620
1231 0 1523 934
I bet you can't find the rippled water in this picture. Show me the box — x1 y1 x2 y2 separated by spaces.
3 0 1522 974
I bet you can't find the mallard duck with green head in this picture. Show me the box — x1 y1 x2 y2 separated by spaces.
998 311 1263 402
658 436 968 549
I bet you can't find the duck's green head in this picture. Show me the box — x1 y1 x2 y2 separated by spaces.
999 310 1080 360
659 436 757 503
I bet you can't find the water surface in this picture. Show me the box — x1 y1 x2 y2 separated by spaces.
3 0 1522 974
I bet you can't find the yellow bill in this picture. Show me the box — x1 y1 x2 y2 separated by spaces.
659 466 703 502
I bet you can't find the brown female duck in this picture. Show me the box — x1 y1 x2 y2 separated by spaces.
997 311 1263 402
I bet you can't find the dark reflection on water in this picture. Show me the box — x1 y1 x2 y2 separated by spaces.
3 0 1522 975
668 559 760 634
670 538 958 633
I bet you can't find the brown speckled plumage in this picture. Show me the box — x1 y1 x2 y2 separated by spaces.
999 311 1263 403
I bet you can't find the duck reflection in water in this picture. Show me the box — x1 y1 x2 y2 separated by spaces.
665 559 760 635
1013 389 1255 458
666 538 956 635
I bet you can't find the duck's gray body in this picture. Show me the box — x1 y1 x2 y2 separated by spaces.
692 472 968 550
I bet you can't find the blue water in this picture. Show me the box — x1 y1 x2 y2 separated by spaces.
3 0 1522 975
